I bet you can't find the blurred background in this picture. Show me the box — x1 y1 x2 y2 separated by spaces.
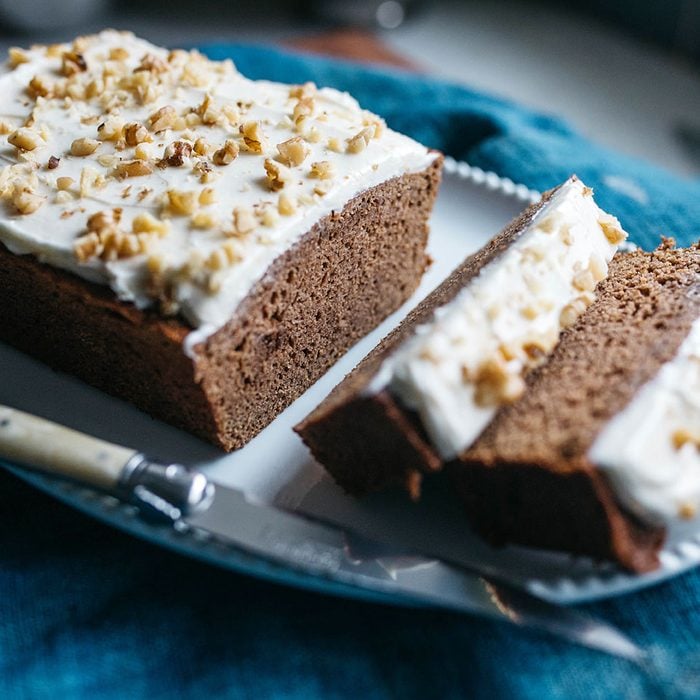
0 0 697 177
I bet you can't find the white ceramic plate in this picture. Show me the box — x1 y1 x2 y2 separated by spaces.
2 159 698 606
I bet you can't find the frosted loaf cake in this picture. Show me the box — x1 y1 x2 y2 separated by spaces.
0 31 442 448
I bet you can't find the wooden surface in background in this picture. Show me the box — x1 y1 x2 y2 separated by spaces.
287 28 418 70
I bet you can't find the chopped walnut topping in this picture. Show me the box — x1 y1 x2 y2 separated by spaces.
9 128 41 151
572 267 596 293
232 206 256 235
212 139 239 166
346 127 374 154
56 176 74 191
132 212 169 237
473 357 526 407
589 253 608 282
97 116 124 142
278 192 297 216
8 47 29 68
362 112 385 139
166 188 198 216
193 137 212 156
70 137 100 157
147 105 177 132
309 160 334 180
264 158 291 191
559 298 589 328
158 140 192 167
191 211 218 230
47 155 60 170
292 97 314 124
123 122 150 147
195 94 220 125
599 215 626 245
679 503 697 520
114 160 154 179
12 187 45 214
199 187 216 206
327 137 343 153
277 136 309 167
289 82 316 100
239 121 267 153
109 47 130 61
27 75 52 99
0 121 13 135
135 53 168 74
61 51 87 76
260 204 278 227
672 429 700 450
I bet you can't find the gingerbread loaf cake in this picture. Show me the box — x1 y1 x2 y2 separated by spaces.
296 177 627 495
456 243 700 572
0 31 442 450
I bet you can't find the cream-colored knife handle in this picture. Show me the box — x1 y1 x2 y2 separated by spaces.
0 404 137 490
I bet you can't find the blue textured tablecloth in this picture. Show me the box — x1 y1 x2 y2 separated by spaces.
2 44 700 700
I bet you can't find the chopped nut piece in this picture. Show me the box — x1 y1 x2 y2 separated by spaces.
97 117 124 142
264 158 291 191
133 144 150 161
289 82 316 99
260 204 278 227
114 160 154 179
56 176 74 191
559 298 588 328
292 97 314 123
599 215 626 245
61 51 87 76
309 160 334 180
573 268 596 293
8 128 41 151
147 105 177 132
672 429 700 450
473 358 526 407
109 47 130 61
277 136 309 167
166 189 198 216
278 192 297 216
327 137 343 153
679 503 697 520
12 187 45 214
27 75 52 99
193 137 211 156
8 47 29 68
232 206 256 235
132 212 169 237
55 190 72 204
239 121 267 153
346 127 374 154
199 187 216 206
195 94 220 125
589 253 608 282
47 155 60 170
124 122 151 147
191 211 217 230
212 139 239 166
70 137 100 157
158 140 192 167
135 53 168 74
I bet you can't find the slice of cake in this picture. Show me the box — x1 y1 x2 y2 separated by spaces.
0 31 441 450
456 243 700 572
296 177 627 495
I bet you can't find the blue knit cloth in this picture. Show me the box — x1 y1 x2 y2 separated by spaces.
2 45 700 699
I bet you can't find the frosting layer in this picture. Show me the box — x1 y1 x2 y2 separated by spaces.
372 178 626 458
0 31 435 341
591 317 700 525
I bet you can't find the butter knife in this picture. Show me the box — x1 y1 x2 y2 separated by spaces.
0 403 645 662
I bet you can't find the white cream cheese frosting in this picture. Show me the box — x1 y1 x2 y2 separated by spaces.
0 31 436 348
370 178 627 458
590 317 700 526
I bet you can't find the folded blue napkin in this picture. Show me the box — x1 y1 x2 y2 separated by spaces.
2 44 700 700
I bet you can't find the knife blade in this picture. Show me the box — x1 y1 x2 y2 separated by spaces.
0 403 645 662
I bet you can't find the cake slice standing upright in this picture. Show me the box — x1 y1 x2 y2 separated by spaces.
296 177 627 496
457 243 700 572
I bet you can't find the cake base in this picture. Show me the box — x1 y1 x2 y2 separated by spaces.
0 158 442 450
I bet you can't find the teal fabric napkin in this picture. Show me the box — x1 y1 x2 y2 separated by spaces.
1 43 699 700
